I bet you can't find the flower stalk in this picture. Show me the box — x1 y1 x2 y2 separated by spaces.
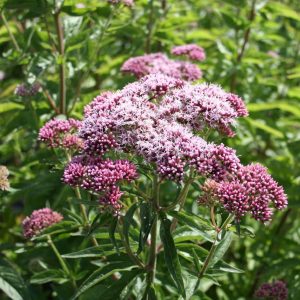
193 214 234 294
47 234 77 290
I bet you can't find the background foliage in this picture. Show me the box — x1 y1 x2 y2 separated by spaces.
0 0 299 299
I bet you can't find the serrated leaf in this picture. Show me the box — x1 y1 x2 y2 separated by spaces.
160 214 185 297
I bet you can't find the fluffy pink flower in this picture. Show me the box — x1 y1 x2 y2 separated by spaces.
255 280 288 300
39 118 83 150
121 53 202 82
80 74 245 182
214 164 287 222
172 44 206 61
160 83 248 136
22 208 63 238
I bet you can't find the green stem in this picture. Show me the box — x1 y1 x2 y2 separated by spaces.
145 175 160 291
26 98 39 131
146 215 157 287
118 221 145 268
54 10 66 114
145 0 155 53
193 214 234 293
1 11 21 51
47 235 77 290
65 151 98 246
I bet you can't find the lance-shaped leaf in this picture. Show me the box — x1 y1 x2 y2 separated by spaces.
72 263 140 300
0 258 30 300
160 214 185 297
137 202 155 254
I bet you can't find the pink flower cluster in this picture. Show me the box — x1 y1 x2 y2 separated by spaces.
159 83 248 136
63 156 137 192
121 52 202 82
22 208 63 238
255 280 288 300
107 0 134 7
172 44 206 61
15 82 40 97
39 118 83 150
201 164 288 222
80 74 245 183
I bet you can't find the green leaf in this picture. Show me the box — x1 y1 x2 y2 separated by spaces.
160 214 185 297
62 245 121 259
246 118 284 138
247 102 300 118
0 258 30 300
168 211 213 242
137 202 155 254
192 249 202 273
109 217 120 254
30 269 66 285
33 221 79 239
123 202 139 245
210 232 233 268
0 103 23 113
72 263 139 300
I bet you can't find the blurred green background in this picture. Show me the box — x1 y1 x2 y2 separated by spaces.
0 0 299 299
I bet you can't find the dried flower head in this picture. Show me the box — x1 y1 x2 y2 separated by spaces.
255 280 288 300
39 118 83 150
0 166 10 191
172 44 206 61
22 208 63 238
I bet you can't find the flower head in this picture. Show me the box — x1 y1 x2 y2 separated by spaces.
0 166 10 191
207 164 288 222
121 53 202 81
15 82 40 97
39 118 83 150
99 186 123 213
255 280 288 300
22 208 63 238
63 156 137 192
172 44 206 61
108 0 134 7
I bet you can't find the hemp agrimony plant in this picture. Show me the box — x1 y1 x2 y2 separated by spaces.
21 43 288 299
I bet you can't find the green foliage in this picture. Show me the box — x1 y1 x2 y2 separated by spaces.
0 0 299 299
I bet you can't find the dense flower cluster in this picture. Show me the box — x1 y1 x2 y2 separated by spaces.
63 156 137 192
255 280 288 300
0 166 10 191
159 83 248 136
200 164 288 222
80 73 245 184
22 208 63 238
39 118 83 150
107 0 134 6
15 82 40 97
121 53 202 81
172 44 206 61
